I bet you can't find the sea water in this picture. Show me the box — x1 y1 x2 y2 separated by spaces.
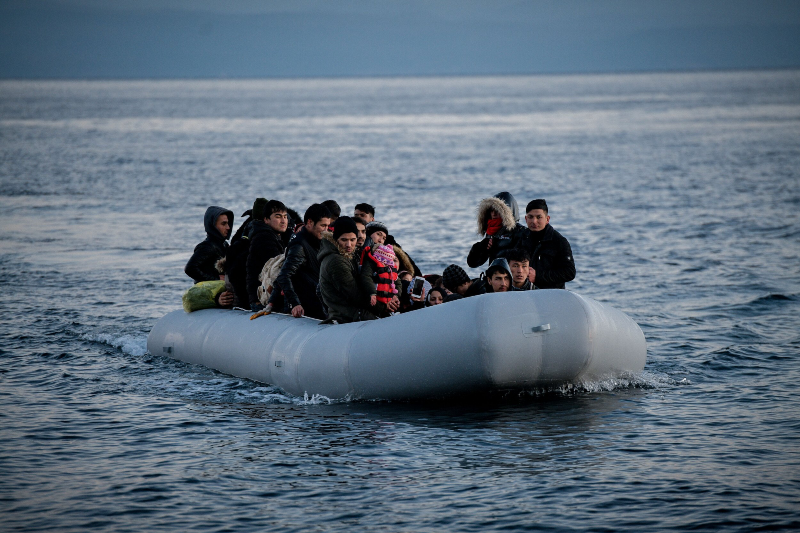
1 71 799 532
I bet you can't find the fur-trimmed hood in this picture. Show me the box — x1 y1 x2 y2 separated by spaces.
319 230 355 261
476 196 516 236
392 243 416 276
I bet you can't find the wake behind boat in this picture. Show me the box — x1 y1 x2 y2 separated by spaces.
147 290 646 400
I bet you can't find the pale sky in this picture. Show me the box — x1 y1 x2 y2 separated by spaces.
1 0 799 78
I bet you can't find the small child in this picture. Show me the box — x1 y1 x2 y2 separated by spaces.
359 236 401 313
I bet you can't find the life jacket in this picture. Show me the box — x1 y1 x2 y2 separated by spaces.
360 246 398 305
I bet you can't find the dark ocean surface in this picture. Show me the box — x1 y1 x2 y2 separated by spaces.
1 71 799 532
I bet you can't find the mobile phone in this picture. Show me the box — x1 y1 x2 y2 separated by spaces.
411 277 425 298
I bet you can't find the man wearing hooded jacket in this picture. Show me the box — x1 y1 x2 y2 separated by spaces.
185 205 233 283
184 205 235 307
467 191 527 268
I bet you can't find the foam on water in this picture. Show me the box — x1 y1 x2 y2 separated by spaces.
81 332 148 357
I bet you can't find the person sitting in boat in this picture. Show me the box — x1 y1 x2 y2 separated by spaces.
353 202 375 223
441 264 484 299
184 205 234 307
246 199 289 312
321 199 341 228
318 217 398 324
363 221 419 277
358 240 402 318
518 199 576 290
426 287 446 306
265 203 332 319
352 216 368 250
467 192 527 269
498 248 537 291
483 258 512 293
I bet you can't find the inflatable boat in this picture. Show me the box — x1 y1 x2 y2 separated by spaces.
147 290 646 400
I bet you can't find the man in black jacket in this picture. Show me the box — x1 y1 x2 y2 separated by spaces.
519 199 576 290
184 205 234 307
246 198 289 312
185 205 233 283
268 203 332 319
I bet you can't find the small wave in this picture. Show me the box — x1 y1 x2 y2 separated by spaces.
516 370 687 397
81 333 148 357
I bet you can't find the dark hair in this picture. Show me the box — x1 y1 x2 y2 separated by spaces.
424 274 443 288
354 203 375 216
525 199 548 214
352 216 367 227
427 287 446 304
303 203 333 224
264 199 287 217
498 248 530 264
321 200 341 218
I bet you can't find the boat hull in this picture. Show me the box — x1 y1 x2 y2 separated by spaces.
147 290 646 399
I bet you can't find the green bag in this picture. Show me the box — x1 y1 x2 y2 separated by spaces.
182 280 227 313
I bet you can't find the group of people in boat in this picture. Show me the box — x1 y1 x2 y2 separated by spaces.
184 192 576 324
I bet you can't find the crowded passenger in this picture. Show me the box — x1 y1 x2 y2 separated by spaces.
498 248 536 291
519 199 576 289
467 192 527 268
266 203 332 319
441 264 485 299
222 207 255 308
318 217 398 323
358 233 401 317
483 258 512 293
185 206 234 307
246 198 289 312
352 216 367 249
354 203 375 223
427 287 446 306
321 200 341 225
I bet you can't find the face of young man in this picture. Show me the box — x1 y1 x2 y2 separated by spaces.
508 260 530 287
336 233 358 255
354 209 374 223
371 230 387 245
355 222 366 247
489 272 511 292
266 211 289 233
525 209 550 232
489 209 502 220
306 217 331 240
215 214 231 239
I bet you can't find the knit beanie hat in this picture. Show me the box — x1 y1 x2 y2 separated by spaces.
442 264 470 292
252 197 268 220
332 216 358 240
372 244 397 268
365 221 389 237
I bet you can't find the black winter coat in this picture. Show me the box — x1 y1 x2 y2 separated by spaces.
246 220 286 306
184 206 233 283
467 223 527 268
269 226 325 319
518 224 576 289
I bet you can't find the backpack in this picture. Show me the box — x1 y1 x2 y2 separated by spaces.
257 251 286 306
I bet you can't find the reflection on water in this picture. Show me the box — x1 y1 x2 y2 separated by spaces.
1 71 800 531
